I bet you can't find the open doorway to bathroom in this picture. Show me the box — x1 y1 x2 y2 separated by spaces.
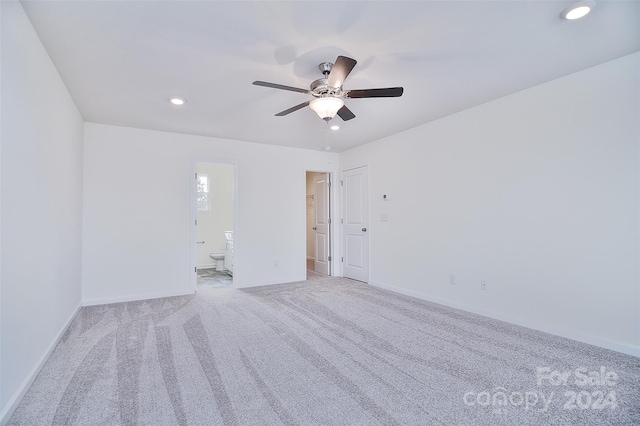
306 171 332 278
193 160 235 289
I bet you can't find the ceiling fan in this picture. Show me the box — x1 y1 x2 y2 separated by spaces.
253 56 403 122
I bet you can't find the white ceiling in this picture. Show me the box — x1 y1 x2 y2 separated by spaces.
21 0 640 152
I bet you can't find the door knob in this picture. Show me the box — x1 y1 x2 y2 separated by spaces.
313 227 317 230
362 228 367 232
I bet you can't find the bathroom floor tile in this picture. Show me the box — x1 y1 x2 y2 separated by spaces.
197 268 232 287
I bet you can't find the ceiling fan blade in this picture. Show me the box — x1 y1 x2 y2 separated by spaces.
275 100 311 116
326 56 357 88
346 87 404 98
253 81 309 94
337 105 356 121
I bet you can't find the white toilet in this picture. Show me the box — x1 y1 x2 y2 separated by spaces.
209 252 225 271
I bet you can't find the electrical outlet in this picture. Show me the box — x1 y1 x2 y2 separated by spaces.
449 274 456 285
481 280 487 290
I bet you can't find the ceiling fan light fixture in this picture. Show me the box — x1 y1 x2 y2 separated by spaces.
309 97 344 121
560 1 595 20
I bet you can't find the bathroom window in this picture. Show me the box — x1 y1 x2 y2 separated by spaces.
196 174 210 211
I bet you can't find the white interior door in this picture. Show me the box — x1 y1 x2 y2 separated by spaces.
314 173 330 275
343 166 369 282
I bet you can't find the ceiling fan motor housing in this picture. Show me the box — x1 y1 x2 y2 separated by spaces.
311 62 343 98
310 78 341 97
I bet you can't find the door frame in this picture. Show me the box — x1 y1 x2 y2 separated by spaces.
190 156 238 291
306 170 334 276
340 163 370 282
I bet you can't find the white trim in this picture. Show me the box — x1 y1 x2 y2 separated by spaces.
0 303 82 425
341 162 369 173
82 289 194 307
369 280 640 358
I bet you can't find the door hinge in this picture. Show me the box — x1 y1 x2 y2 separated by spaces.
328 218 332 224
195 173 198 179
194 267 197 273
195 219 198 225
340 180 344 186
341 218 344 224
328 181 331 188
341 257 344 262
328 256 332 262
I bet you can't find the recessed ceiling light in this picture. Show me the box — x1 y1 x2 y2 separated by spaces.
330 125 340 131
560 1 595 20
170 97 185 106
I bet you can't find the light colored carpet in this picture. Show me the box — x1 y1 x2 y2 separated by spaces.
8 274 640 425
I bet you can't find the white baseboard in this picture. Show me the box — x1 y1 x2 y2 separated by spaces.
82 289 194 307
0 303 82 425
197 263 216 269
368 280 640 358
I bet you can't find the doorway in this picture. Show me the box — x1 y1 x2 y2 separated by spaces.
306 171 332 277
342 165 369 282
192 160 236 289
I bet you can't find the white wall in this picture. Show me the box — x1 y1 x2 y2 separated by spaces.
0 1 84 421
82 123 340 303
340 53 640 356
196 162 234 267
